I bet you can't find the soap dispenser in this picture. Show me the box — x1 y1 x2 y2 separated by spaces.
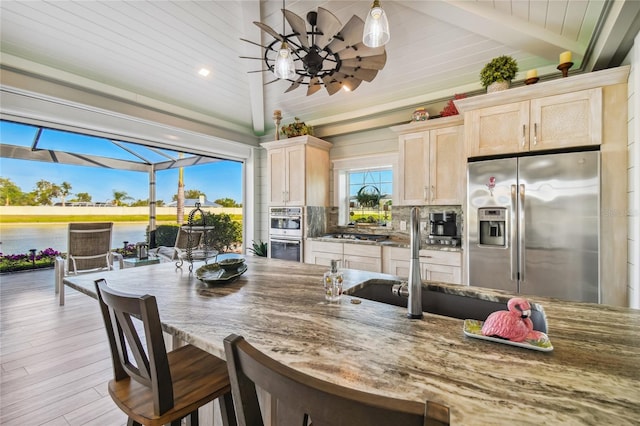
323 259 344 302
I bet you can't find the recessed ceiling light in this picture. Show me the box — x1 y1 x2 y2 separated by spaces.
198 68 211 77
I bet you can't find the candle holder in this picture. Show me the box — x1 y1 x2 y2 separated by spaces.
524 77 539 85
557 62 573 78
273 110 282 140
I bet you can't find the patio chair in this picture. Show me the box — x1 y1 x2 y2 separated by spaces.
149 227 203 263
55 222 123 305
223 333 450 426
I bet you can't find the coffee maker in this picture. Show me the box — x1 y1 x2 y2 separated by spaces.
427 211 459 246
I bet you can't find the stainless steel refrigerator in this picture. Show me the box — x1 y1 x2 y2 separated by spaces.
466 151 600 303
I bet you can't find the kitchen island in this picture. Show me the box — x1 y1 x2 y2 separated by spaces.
63 256 639 425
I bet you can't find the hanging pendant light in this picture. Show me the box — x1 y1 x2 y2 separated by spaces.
272 0 296 80
363 0 390 48
274 41 296 79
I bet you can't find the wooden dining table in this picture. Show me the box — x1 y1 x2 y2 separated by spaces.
63 255 640 425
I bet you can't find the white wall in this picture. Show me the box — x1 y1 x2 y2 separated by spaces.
625 33 640 309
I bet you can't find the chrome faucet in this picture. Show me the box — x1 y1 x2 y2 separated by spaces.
407 207 423 319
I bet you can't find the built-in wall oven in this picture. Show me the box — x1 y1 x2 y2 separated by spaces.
269 207 303 262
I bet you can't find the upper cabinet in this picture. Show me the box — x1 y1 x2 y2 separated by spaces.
261 136 332 206
464 88 602 157
392 116 464 206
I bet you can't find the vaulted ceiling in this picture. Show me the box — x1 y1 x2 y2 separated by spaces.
1 1 638 142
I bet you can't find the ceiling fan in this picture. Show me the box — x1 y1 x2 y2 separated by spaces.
241 6 387 96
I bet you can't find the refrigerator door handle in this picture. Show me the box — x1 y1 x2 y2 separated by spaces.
519 184 526 283
510 184 518 281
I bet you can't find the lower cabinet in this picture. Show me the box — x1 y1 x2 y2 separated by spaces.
305 240 382 273
383 247 462 284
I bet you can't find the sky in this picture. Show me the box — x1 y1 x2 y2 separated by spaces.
0 121 243 204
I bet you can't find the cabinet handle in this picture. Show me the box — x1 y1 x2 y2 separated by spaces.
521 124 526 147
533 123 538 145
431 185 435 201
424 186 428 201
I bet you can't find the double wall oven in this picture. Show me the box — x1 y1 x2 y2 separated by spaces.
269 207 303 262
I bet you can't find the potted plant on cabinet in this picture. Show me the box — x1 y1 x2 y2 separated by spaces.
281 117 313 138
480 55 518 93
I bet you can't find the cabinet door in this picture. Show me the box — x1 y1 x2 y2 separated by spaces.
466 101 529 157
388 259 411 277
529 88 602 151
284 145 305 205
429 125 464 205
421 263 461 284
343 255 382 273
398 132 430 205
267 148 286 205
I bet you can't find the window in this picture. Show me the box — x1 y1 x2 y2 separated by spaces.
332 154 398 226
348 169 392 225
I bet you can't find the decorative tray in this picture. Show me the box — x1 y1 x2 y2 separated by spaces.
463 319 554 352
196 263 247 285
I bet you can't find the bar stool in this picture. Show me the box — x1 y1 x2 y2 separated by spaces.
95 279 236 426
224 333 450 426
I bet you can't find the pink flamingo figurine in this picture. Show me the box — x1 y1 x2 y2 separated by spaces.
481 297 539 342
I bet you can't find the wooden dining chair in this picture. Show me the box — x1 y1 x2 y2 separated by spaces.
95 279 236 426
223 334 450 426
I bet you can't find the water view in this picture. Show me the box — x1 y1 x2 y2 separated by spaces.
0 223 149 255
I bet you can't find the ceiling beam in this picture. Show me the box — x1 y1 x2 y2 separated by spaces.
153 156 222 171
239 1 266 136
404 0 586 63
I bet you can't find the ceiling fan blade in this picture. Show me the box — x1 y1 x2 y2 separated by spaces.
340 66 378 82
341 51 387 70
264 78 279 85
315 7 342 48
253 21 283 42
283 9 309 49
326 15 364 53
321 75 342 96
337 43 385 60
285 76 305 93
240 38 270 49
342 77 362 92
307 77 322 96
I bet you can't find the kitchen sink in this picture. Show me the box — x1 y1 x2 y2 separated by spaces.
344 279 547 333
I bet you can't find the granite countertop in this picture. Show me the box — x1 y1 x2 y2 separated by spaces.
64 257 639 424
309 235 463 252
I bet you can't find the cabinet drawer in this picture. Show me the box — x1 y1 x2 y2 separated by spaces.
311 241 344 254
418 249 461 267
343 243 381 258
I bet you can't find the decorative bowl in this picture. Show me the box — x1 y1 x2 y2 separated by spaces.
218 257 245 272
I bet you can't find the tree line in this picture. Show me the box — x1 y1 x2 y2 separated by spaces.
0 178 241 207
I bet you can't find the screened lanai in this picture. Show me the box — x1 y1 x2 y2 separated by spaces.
0 119 240 247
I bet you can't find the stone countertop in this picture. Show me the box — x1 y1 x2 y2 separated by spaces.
64 257 639 424
309 235 463 252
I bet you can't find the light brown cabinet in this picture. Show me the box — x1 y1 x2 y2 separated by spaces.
384 246 462 285
305 240 382 273
465 88 602 158
392 116 465 206
261 136 332 206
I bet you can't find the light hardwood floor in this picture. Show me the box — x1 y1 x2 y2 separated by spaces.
1 268 127 425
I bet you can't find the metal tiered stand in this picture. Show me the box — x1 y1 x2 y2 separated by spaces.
177 202 218 272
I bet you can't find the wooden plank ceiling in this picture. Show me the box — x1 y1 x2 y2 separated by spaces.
0 1 637 139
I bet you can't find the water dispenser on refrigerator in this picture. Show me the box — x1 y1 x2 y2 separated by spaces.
478 207 507 247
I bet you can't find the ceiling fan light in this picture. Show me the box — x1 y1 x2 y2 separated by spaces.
363 0 390 48
274 42 296 80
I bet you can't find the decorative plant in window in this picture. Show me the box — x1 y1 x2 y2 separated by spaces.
355 185 382 208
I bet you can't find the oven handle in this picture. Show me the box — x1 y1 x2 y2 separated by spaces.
269 238 302 245
270 215 302 220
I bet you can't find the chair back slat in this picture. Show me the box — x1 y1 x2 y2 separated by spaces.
224 334 450 426
67 222 114 272
95 279 174 416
